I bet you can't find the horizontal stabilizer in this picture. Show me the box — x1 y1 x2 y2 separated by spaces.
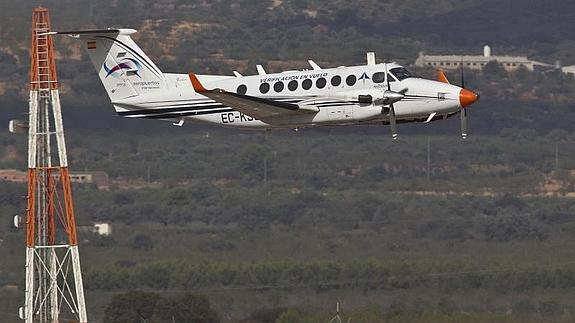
54 29 135 36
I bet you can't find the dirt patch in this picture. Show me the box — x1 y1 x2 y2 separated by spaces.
1 146 19 161
270 0 283 9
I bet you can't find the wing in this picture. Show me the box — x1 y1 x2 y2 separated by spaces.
189 73 319 120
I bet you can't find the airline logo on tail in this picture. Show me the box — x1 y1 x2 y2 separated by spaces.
103 57 142 78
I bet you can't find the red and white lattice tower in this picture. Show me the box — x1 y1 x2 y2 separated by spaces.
23 7 88 323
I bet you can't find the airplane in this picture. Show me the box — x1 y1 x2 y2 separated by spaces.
53 28 479 139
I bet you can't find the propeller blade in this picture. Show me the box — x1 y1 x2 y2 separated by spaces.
460 107 468 140
460 57 469 139
460 57 465 89
385 63 392 91
385 63 398 140
390 104 398 140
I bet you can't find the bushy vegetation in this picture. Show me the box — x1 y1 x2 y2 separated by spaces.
104 291 219 323
3 130 575 321
2 1 575 322
86 259 575 292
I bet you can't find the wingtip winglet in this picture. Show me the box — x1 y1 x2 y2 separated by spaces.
188 73 208 92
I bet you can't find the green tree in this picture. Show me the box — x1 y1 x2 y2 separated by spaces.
131 234 155 250
482 60 507 81
275 309 304 323
104 291 160 323
154 293 219 323
247 307 289 323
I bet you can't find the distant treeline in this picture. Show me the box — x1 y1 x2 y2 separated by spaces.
86 258 575 292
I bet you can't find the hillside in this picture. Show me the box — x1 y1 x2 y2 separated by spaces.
0 0 574 137
1 0 575 74
3 2 575 322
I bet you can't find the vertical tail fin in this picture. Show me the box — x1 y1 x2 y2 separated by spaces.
58 29 167 102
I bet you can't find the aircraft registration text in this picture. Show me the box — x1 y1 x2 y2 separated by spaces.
221 112 256 123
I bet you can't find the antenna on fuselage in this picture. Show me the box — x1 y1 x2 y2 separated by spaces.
256 65 267 75
366 52 376 66
308 60 322 70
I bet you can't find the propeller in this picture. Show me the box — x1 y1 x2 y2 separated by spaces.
438 62 477 139
460 58 465 88
380 64 407 140
460 57 468 139
460 107 468 139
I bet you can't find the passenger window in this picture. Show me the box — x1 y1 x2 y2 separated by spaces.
331 75 342 86
346 75 357 86
316 77 327 89
288 80 298 91
259 83 270 94
302 79 312 90
372 72 385 83
274 81 284 92
236 84 247 95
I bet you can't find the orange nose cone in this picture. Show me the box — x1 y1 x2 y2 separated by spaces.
459 89 479 108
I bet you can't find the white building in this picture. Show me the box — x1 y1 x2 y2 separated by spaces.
561 65 575 76
93 223 112 236
415 46 551 72
0 169 109 189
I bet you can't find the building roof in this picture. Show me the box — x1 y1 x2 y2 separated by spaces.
420 54 530 63
0 169 27 175
418 54 551 67
71 171 108 175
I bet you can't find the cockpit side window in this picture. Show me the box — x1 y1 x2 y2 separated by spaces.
372 72 385 83
390 68 413 81
387 73 397 82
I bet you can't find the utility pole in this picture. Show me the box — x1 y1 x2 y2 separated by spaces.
329 302 351 323
329 302 343 323
555 143 559 171
21 7 88 322
426 136 431 182
263 156 268 188
264 156 271 196
147 165 151 184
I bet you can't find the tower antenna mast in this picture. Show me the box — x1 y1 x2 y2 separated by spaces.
22 6 88 323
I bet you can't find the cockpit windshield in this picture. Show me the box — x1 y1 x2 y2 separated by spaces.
390 68 413 81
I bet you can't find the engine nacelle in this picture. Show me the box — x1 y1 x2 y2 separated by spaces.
330 89 384 103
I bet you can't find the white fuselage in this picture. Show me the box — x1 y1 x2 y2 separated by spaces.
112 63 464 129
